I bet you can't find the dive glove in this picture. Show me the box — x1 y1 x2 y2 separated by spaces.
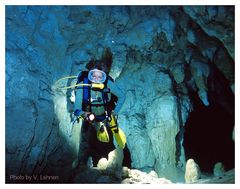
74 110 95 121
74 109 82 117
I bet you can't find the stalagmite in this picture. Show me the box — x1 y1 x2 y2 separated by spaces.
185 159 201 183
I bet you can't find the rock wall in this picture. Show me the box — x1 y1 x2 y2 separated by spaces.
6 5 234 183
6 6 73 181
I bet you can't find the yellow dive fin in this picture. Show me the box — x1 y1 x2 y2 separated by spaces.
109 114 127 149
97 125 110 143
111 127 126 149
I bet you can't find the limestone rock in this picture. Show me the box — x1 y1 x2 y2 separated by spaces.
152 31 172 52
97 158 108 170
185 159 201 183
148 170 159 178
232 127 235 142
189 60 210 106
194 169 234 184
183 6 234 59
213 162 225 177
170 63 185 84
146 95 180 179
97 148 124 179
6 5 234 183
122 166 130 178
73 167 102 183
122 169 172 184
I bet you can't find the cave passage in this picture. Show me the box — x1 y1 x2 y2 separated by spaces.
183 97 234 173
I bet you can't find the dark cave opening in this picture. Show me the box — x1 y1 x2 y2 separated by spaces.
183 90 235 173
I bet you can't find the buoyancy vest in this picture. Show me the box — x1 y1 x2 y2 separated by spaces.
76 71 117 118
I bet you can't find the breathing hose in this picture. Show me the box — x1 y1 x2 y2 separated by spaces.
55 75 104 90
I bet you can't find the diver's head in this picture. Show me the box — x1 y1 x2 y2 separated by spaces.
86 47 112 74
88 69 106 83
86 59 108 83
86 59 108 72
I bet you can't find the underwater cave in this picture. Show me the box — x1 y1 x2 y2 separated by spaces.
183 65 235 173
6 5 235 183
183 98 235 173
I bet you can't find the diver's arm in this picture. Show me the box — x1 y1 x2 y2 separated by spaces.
108 80 126 114
73 85 84 116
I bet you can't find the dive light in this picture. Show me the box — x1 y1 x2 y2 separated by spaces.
87 113 95 121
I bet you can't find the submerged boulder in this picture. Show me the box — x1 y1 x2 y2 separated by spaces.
185 159 201 183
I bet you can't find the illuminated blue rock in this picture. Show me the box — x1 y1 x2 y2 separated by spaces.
5 5 234 183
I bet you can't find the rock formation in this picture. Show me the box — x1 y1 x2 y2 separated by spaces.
185 159 201 183
213 162 225 177
6 5 234 183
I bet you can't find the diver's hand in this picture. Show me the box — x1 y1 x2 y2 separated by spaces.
74 110 94 122
74 109 82 117
107 111 118 123
112 111 118 120
74 110 90 119
80 112 95 122
82 112 91 119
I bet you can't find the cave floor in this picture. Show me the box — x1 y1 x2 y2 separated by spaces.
72 166 234 184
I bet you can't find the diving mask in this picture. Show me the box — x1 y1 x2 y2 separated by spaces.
88 69 107 83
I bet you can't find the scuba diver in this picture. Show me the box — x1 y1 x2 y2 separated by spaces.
73 51 126 168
